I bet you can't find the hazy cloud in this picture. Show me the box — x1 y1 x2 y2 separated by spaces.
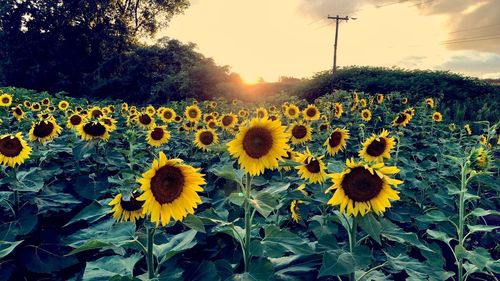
437 51 500 78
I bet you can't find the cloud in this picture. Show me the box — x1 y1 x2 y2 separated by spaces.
437 51 500 77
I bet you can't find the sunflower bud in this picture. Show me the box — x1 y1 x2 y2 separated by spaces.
468 146 491 172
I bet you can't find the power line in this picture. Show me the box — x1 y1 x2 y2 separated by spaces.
442 33 500 44
449 23 500 34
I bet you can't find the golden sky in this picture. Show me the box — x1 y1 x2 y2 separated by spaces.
157 0 500 83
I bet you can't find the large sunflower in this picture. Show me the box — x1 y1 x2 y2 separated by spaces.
324 128 350 156
146 126 171 147
77 120 110 141
220 113 238 130
0 93 13 107
288 122 312 145
361 109 372 122
137 112 156 129
185 105 202 122
284 104 300 119
303 105 320 121
0 133 32 167
29 119 62 144
109 192 145 223
326 159 402 216
359 129 395 163
194 128 219 151
392 113 411 127
136 152 205 227
295 148 327 184
227 118 290 176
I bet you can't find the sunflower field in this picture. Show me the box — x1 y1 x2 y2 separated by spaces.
0 87 498 281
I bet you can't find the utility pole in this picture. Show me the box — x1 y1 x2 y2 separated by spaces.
328 15 355 76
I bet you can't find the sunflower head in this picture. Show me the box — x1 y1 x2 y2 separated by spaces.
425 98 435 108
0 133 32 167
284 104 300 119
376 94 384 104
41 98 51 106
58 100 69 111
31 102 41 112
185 105 202 122
468 146 492 172
67 113 86 129
295 148 327 184
432 112 443 122
146 126 171 147
303 105 320 121
29 119 62 144
478 134 487 145
290 200 302 223
324 128 350 156
256 107 268 119
11 106 25 121
288 122 312 145
109 192 145 223
392 113 411 127
220 113 238 130
359 129 395 163
77 120 110 141
194 128 219 151
146 105 156 116
402 97 408 104
137 112 155 129
0 93 13 107
361 109 372 122
464 124 472 135
334 103 344 118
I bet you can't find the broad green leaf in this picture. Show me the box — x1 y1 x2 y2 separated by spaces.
13 168 44 192
228 192 245 207
231 258 274 281
250 192 278 218
358 214 382 244
64 200 110 227
416 210 448 223
319 250 356 277
67 240 112 256
210 163 244 184
0 240 23 259
467 224 499 234
426 229 453 244
83 253 141 281
182 214 206 233
261 225 314 258
467 208 500 218
380 219 434 252
155 229 198 263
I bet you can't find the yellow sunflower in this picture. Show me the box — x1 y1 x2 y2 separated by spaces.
464 124 472 135
23 100 31 108
31 102 42 112
359 129 395 163
0 93 13 107
137 112 156 129
227 117 290 176
324 128 349 156
220 113 238 130
284 104 300 119
361 109 372 122
290 200 302 223
288 122 312 145
432 112 443 122
402 97 408 105
207 120 218 129
194 128 219 151
376 94 384 104
295 148 327 184
99 116 118 132
66 113 86 129
425 98 435 108
203 114 215 123
303 105 320 121
76 120 110 141
136 152 205 227
109 192 145 223
326 158 403 216
146 105 156 116
479 135 487 145
29 119 62 144
185 105 202 122
41 98 51 107
238 109 248 118
160 108 176 123
0 133 32 167
392 113 411 127
58 100 69 111
11 106 25 121
404 107 415 121
360 99 367 108
334 103 344 118
146 126 171 147
448 123 456 132
256 107 268 119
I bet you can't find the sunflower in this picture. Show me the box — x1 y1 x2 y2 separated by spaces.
303 105 320 121
220 113 238 130
23 100 31 108
402 97 408 105
207 120 218 129
425 98 435 108
146 105 156 116
160 108 176 123
146 126 171 147
479 135 487 145
136 152 205 227
137 112 156 129
174 116 183 123
11 106 25 121
77 120 110 141
469 146 491 172
185 105 202 122
99 116 118 132
66 113 86 129
448 123 456 132
0 93 13 107
326 159 402 216
392 113 411 127
376 94 384 104
109 192 145 223
227 117 290 176
464 124 472 135
432 112 443 122
290 200 302 223
58 100 69 111
41 98 51 107
0 133 32 167
288 122 312 145
203 114 215 123
360 99 367 108
284 104 300 119
403 107 415 121
361 109 372 122
295 148 327 184
29 119 62 144
238 109 248 118
359 129 395 163
324 128 349 156
334 103 344 118
88 106 104 119
278 150 296 171
256 107 268 119
194 128 219 150
31 102 42 112
319 123 329 131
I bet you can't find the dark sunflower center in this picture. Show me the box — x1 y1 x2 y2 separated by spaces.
342 167 383 202
92 110 103 118
199 131 214 145
175 116 181 122
292 125 307 139
329 131 342 148
222 116 233 126
61 103 67 108
33 104 40 109
139 114 152 125
164 111 172 119
150 165 185 204
434 114 440 120
14 108 22 115
306 108 316 117
395 114 407 124
103 119 112 126
320 124 328 131
188 109 198 118
120 195 144 211
363 112 369 118
242 127 273 158
288 108 296 115
151 128 164 140
34 121 55 138
208 121 216 128
42 99 49 105
205 115 213 122
305 158 321 173
283 151 292 159
258 111 265 118
0 136 23 157
366 138 387 157
2 97 9 103
70 115 82 125
83 122 106 136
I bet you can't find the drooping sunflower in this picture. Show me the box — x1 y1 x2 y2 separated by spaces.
295 148 327 184
11 106 25 121
185 105 202 123
0 93 13 107
220 113 238 130
392 113 411 127
288 122 312 145
290 200 303 223
359 129 395 163
66 113 86 129
376 94 384 104
194 128 219 151
360 99 367 108
425 98 435 108
227 117 290 176
146 126 171 147
0 133 32 167
77 120 110 141
326 158 403 216
432 112 443 122
361 109 372 122
109 192 145 223
58 100 69 111
136 152 205 227
29 119 62 144
324 128 350 156
464 124 472 135
334 103 344 118
302 105 320 121
256 107 268 119
284 104 300 119
137 112 156 129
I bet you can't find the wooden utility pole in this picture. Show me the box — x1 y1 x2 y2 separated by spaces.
328 15 355 76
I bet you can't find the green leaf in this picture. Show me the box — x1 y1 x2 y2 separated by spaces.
155 229 198 263
467 224 499 234
261 225 314 258
416 210 448 223
13 168 44 192
64 200 110 227
231 258 274 281
182 214 206 233
228 192 245 207
0 240 23 259
468 208 500 218
83 253 141 281
66 240 112 256
426 229 453 244
381 219 434 252
250 192 278 218
358 214 382 244
319 250 356 277
210 163 244 184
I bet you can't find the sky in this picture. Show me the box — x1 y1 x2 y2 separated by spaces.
155 0 500 83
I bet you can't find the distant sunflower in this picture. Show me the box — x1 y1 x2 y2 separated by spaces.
403 107 415 121
479 134 487 145
203 114 215 123
29 119 62 144
0 93 13 107
256 107 268 119
227 118 290 176
359 129 395 163
361 109 372 122
137 112 156 129
376 94 384 104
238 109 248 118
66 113 86 129
41 98 51 107
360 99 367 108
160 108 176 123
324 128 349 156
146 105 156 116
290 200 302 223
99 116 118 132
185 105 202 122
58 100 69 111
207 120 218 129
77 120 110 141
136 152 205 227
211 111 219 118
326 159 403 216
11 106 24 121
220 113 238 130
31 102 42 112
432 112 443 122
464 124 472 135
146 126 170 147
425 98 435 108
174 116 183 123
392 113 411 127
194 128 219 150
288 122 312 144
23 100 31 108
88 106 104 119
448 123 456 132
303 105 320 121
402 97 408 105
284 104 300 119
319 123 329 131
109 192 145 223
0 133 32 167
295 148 327 184
334 103 344 118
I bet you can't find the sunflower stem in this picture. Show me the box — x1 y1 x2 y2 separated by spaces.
146 227 156 279
243 173 253 272
348 217 357 281
457 162 467 281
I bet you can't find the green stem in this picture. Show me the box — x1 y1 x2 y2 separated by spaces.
349 217 358 281
14 190 19 215
457 163 467 281
147 227 155 279
243 173 253 272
